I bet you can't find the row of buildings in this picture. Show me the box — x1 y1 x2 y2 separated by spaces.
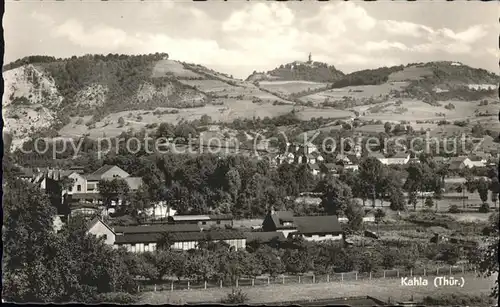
86 209 344 253
271 141 495 176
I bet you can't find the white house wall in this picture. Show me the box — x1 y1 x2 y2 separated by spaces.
88 222 116 245
303 234 343 242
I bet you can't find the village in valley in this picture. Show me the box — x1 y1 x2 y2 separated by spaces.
2 1 499 306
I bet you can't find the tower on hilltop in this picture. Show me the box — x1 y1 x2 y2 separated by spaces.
308 52 312 63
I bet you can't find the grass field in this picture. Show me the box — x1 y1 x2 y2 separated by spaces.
138 273 496 304
151 60 202 79
301 82 409 105
388 66 434 82
259 80 329 95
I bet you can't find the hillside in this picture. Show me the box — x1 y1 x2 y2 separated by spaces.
246 60 345 83
299 61 498 108
2 54 291 141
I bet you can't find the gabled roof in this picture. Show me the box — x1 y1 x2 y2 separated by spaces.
245 231 286 243
208 214 234 220
308 163 320 170
293 215 342 234
449 156 468 163
114 230 246 244
86 217 115 234
390 152 410 159
269 210 296 230
114 223 201 234
86 165 129 181
170 215 210 221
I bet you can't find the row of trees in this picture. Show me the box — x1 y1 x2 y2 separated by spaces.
2 178 138 302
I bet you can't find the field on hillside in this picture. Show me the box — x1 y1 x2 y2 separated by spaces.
300 82 409 105
139 273 496 305
151 60 202 79
356 99 491 122
388 66 434 82
259 80 329 95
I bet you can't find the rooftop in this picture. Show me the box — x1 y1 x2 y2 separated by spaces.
293 215 342 234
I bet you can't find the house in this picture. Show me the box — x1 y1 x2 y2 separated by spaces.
448 156 471 170
368 151 387 163
262 209 296 238
167 214 234 229
290 215 343 242
114 230 246 252
86 217 116 246
65 165 143 205
383 152 410 165
320 163 341 175
245 231 286 248
466 155 487 168
275 152 295 165
432 156 448 164
307 163 320 176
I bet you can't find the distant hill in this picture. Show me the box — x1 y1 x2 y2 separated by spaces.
2 53 284 141
246 60 345 83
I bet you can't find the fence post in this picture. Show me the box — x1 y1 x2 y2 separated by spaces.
236 278 239 288
436 268 439 275
171 281 173 292
298 276 301 283
397 270 399 278
424 268 426 276
462 266 465 274
267 277 270 285
204 281 207 290
282 276 285 284
327 274 329 283
356 272 358 280
252 279 255 287
383 271 386 279
410 269 412 277
341 273 344 282
449 266 452 275
313 275 315 283
137 285 140 293
187 281 190 290
154 284 157 292
220 280 223 288
369 272 372 280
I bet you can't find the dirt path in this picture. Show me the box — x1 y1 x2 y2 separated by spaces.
139 273 496 304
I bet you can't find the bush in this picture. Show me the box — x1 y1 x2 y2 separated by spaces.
95 292 138 304
422 293 493 307
448 205 461 213
221 288 249 304
75 118 84 125
479 203 490 213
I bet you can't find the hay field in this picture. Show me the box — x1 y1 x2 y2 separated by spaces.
139 273 496 305
301 82 409 104
357 100 484 122
151 60 202 79
259 80 329 95
388 66 434 82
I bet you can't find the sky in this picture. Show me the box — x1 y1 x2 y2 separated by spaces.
4 1 499 79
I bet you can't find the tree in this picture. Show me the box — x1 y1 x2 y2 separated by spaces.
3 179 137 302
317 176 353 215
98 178 130 212
425 197 434 209
117 117 125 127
384 122 392 134
476 178 489 204
389 186 406 211
345 201 364 232
359 157 384 208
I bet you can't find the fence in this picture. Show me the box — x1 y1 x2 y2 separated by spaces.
136 263 478 292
